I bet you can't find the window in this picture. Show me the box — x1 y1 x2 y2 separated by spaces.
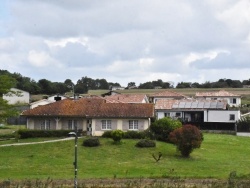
229 114 235 121
68 120 77 130
102 120 111 130
164 113 170 117
176 112 181 117
230 98 237 104
129 120 138 130
41 120 50 130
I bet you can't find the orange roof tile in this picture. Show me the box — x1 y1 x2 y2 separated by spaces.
104 94 147 103
22 98 154 118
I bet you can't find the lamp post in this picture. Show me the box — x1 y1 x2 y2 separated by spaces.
68 84 75 100
68 125 78 188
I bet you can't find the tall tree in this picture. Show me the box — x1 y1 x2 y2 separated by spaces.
0 75 19 123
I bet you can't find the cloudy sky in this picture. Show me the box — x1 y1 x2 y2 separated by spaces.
0 0 250 86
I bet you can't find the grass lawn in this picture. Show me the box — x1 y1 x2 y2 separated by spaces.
1 133 250 180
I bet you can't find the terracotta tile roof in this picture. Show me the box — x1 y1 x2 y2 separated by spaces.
149 90 187 98
195 90 240 97
22 98 154 118
155 99 227 110
104 94 148 103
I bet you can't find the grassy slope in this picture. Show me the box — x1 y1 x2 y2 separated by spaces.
0 134 250 180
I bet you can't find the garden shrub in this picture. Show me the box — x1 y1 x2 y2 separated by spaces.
83 137 100 147
111 130 124 142
102 130 112 138
150 117 182 142
236 116 250 132
135 139 156 148
123 130 147 139
169 124 203 157
17 129 71 138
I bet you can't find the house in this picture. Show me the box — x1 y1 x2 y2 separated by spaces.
148 90 188 103
21 98 154 136
3 88 30 104
195 90 241 107
104 94 149 103
155 99 240 131
30 95 67 109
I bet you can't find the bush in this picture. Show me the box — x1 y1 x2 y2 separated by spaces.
102 130 113 138
83 137 100 147
17 129 71 139
111 130 124 142
123 131 147 139
135 139 156 148
169 124 203 157
150 117 182 142
236 116 250 132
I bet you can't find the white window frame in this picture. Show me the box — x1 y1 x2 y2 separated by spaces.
41 120 50 130
164 113 170 117
102 120 111 130
68 120 77 130
230 98 237 104
129 120 138 130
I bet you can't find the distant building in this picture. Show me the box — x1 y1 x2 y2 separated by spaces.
3 88 30 104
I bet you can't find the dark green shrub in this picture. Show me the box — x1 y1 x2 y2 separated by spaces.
17 129 71 138
123 131 147 139
102 130 113 138
150 117 182 142
83 137 100 147
169 124 203 157
135 139 156 148
111 130 124 142
236 116 250 132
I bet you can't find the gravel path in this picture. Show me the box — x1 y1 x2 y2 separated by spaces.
0 137 75 147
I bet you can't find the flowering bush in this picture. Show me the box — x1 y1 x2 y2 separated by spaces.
169 124 203 157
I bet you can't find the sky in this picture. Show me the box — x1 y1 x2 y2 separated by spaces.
0 0 250 87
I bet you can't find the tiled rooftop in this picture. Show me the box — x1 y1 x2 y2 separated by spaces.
195 90 240 97
104 94 147 103
22 98 154 118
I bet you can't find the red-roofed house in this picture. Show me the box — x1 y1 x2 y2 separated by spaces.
148 90 188 103
195 90 241 107
21 98 154 136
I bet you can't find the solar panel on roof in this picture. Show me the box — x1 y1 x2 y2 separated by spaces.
179 102 185 108
197 101 205 108
217 102 225 109
204 102 210 108
191 102 198 108
172 103 179 108
210 101 217 108
185 102 192 108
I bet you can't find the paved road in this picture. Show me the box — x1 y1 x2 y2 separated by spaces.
0 137 76 147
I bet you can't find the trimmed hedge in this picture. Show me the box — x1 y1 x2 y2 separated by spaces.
17 129 71 139
83 137 100 147
102 130 149 139
135 139 156 148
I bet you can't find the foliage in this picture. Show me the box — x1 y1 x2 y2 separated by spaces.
0 75 19 123
150 117 182 142
169 124 203 157
111 130 124 142
83 137 100 147
102 130 113 138
123 130 147 139
236 116 250 132
17 129 71 138
135 139 156 148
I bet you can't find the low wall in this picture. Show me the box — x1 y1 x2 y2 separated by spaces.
236 132 250 137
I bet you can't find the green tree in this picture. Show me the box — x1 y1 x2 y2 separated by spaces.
150 117 182 142
0 75 19 123
169 124 203 157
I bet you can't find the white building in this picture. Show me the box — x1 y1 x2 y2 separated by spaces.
3 88 30 104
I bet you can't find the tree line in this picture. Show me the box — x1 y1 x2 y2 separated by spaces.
1 69 250 95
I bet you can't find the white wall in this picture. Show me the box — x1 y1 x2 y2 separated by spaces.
204 110 240 123
3 88 30 104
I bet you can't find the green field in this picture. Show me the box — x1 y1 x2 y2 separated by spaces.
1 134 250 180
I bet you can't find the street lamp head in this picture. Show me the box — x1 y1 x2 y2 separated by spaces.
68 132 77 137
